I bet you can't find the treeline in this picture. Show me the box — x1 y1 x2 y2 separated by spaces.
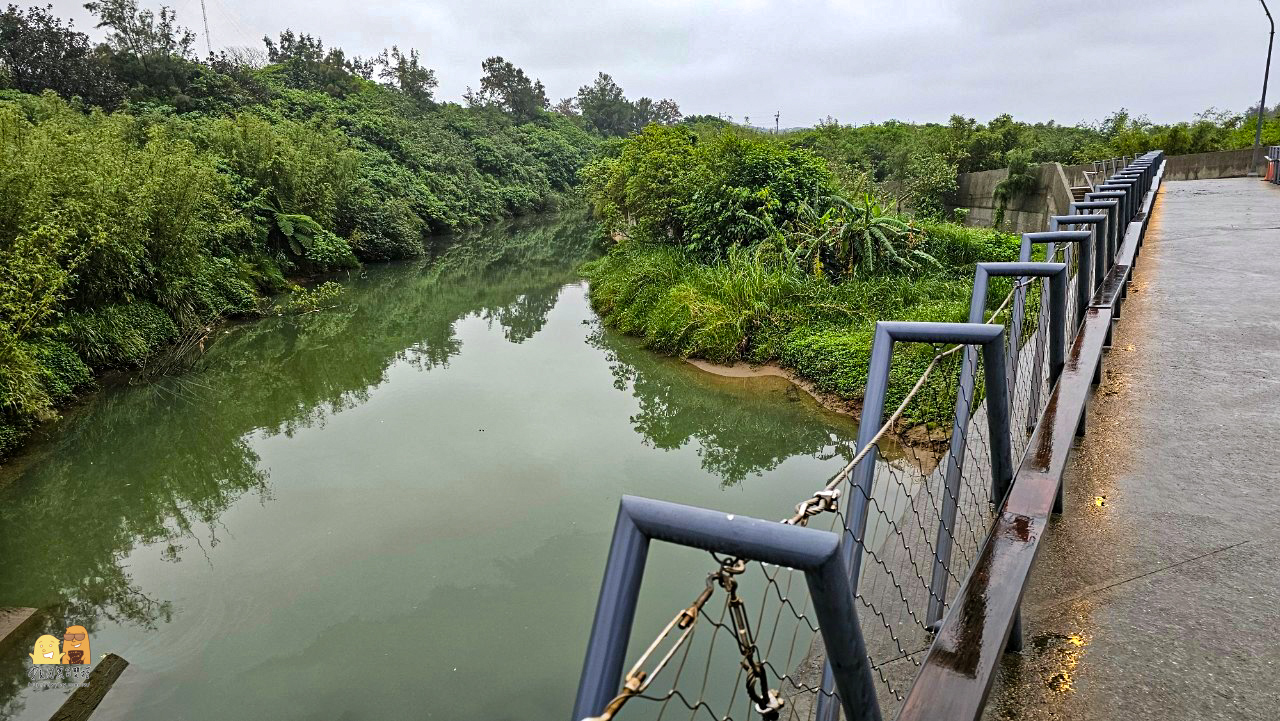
578 99 1280 429
685 107 1280 218
0 0 677 456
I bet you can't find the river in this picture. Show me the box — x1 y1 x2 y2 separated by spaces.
0 213 861 721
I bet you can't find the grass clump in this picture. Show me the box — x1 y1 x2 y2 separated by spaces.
582 221 1019 427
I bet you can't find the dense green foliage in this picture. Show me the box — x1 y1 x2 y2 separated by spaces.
581 221 1021 426
790 108 1279 179
0 1 691 457
779 108 1280 219
579 123 1021 424
582 125 838 256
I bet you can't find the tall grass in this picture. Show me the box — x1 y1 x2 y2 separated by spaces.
581 222 1022 426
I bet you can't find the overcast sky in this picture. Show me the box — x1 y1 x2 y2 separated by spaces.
47 0 1277 127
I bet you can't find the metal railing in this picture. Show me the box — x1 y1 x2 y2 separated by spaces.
573 151 1166 721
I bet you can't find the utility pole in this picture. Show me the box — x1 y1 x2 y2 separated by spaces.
199 0 212 56
774 111 780 134
1252 0 1274 175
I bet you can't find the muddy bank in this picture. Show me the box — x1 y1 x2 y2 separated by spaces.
684 358 950 473
685 359 862 415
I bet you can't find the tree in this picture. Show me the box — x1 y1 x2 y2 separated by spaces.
551 97 578 117
375 45 436 106
0 4 122 106
629 97 680 128
576 72 633 136
85 0 195 59
652 98 681 125
84 0 212 108
632 96 654 127
263 29 370 97
471 56 547 122
898 151 957 219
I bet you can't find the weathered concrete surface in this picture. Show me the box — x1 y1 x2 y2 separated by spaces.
1162 148 1258 181
1062 149 1258 186
948 163 1075 233
951 150 1263 235
982 178 1280 721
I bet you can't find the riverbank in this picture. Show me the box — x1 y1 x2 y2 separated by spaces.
0 205 593 463
686 357 951 470
579 223 1022 434
686 358 859 415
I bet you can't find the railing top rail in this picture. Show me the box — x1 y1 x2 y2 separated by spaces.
896 153 1165 721
896 305 1112 721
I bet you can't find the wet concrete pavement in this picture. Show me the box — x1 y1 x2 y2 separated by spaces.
981 178 1280 720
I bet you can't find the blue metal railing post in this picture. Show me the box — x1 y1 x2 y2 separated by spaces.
817 321 1014 721
1085 190 1129 252
573 505 648 719
1071 200 1120 274
1019 231 1091 434
925 263 1069 629
574 496 883 721
1051 214 1107 293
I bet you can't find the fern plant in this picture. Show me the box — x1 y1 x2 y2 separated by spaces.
274 212 324 256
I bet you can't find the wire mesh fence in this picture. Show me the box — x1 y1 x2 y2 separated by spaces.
579 262 1066 720
610 555 830 721
1013 241 1080 445
583 305 1033 720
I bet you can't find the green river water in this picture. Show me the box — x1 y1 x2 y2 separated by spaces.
0 213 861 721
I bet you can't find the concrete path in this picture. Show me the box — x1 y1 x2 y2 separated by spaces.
982 178 1280 721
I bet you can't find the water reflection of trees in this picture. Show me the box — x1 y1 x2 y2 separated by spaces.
0 212 598 719
588 326 856 486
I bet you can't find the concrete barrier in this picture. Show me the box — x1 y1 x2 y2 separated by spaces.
1063 148 1256 184
952 148 1260 232
946 163 1074 234
1160 147 1256 180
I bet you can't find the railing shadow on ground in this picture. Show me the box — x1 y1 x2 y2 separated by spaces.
572 151 1166 721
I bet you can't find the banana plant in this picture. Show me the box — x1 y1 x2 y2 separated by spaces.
786 193 939 280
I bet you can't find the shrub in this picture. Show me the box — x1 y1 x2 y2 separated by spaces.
32 340 93 403
302 227 359 270
184 256 263 319
780 328 874 398
916 221 1021 273
282 281 345 314
65 302 179 369
582 127 838 258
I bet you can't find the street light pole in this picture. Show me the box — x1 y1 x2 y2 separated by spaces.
1252 0 1275 175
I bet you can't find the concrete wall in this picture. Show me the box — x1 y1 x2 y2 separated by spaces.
1063 148 1257 184
1162 148 1256 181
947 163 1074 234
949 148 1261 233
